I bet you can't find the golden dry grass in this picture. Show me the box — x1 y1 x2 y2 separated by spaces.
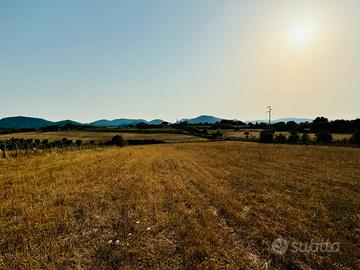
1 142 359 269
0 130 206 143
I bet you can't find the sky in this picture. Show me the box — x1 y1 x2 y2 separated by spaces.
1 0 359 123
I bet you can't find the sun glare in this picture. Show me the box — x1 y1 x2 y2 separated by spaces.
292 23 313 45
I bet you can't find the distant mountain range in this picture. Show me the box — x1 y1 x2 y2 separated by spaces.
0 116 166 129
89 118 170 127
246 117 312 124
0 115 315 129
90 119 148 127
179 115 312 124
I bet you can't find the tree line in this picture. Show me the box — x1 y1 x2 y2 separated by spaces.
250 117 360 134
0 135 167 158
258 129 360 146
0 137 91 151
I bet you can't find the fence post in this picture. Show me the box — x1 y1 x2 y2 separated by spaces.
26 143 29 157
15 143 18 158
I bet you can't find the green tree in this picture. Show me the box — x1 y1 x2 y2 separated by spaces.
350 130 360 145
259 130 274 143
112 135 125 146
212 130 223 140
301 133 310 145
288 131 300 144
61 138 70 146
274 133 287 144
316 130 333 144
34 139 41 147
75 140 82 147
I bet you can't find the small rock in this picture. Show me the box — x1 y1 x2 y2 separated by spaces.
115 240 120 245
108 240 113 245
146 227 151 231
135 221 140 224
128 233 132 236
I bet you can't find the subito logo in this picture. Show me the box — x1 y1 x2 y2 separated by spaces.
271 238 288 255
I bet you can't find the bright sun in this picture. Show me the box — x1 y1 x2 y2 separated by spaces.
292 23 313 45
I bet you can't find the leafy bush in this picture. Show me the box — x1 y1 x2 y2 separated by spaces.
112 135 125 147
61 138 72 146
301 133 311 145
316 130 333 144
274 133 287 144
212 130 223 140
288 132 300 144
259 130 274 143
350 130 360 145
75 140 82 147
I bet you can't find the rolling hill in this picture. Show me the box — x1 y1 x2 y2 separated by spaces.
90 118 154 127
179 115 222 124
0 116 53 129
246 117 312 124
0 117 81 129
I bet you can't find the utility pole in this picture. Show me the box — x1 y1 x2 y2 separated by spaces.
267 106 272 132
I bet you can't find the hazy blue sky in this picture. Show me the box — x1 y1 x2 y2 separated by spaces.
1 0 359 122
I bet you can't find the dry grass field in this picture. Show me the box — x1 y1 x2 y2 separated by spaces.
0 130 206 143
1 142 359 269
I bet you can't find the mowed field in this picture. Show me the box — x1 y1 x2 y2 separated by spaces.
0 130 206 143
1 142 359 269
